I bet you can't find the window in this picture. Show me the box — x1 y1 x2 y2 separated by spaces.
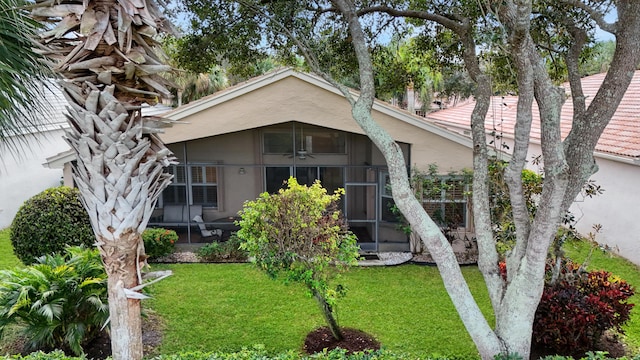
263 132 293 154
421 177 468 227
162 165 186 205
161 164 219 209
265 167 291 193
262 124 347 155
191 165 218 207
265 166 344 194
304 130 346 154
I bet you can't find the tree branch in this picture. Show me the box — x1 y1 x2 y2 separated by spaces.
356 5 466 34
561 0 640 210
564 25 588 120
497 0 535 283
458 29 505 312
558 0 616 34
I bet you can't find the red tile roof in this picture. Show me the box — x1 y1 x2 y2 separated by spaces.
426 71 640 159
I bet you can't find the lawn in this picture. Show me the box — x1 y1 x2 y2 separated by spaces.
147 240 640 358
1 229 639 357
0 229 20 269
146 263 491 358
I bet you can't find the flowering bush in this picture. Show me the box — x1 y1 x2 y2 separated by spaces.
532 259 635 354
142 228 178 259
237 177 360 341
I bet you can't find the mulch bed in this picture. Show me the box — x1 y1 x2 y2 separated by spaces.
530 331 628 359
303 327 380 355
54 312 164 360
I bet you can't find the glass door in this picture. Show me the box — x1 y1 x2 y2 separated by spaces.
344 182 378 252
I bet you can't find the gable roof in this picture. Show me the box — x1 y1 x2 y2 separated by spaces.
426 71 640 163
160 67 473 148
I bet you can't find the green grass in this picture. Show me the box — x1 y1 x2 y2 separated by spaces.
0 229 20 269
147 263 491 358
0 228 24 356
2 228 639 357
149 242 640 358
563 238 640 351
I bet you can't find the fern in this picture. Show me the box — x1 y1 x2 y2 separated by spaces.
0 246 108 355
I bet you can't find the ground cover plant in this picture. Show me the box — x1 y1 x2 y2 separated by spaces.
562 239 640 352
0 246 108 356
533 259 635 356
196 234 248 262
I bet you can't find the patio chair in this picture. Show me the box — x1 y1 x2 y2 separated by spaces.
192 215 223 238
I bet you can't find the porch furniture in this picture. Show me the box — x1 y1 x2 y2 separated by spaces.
192 215 223 239
210 216 241 240
163 205 203 224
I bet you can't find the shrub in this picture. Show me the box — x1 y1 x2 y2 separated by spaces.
196 233 248 262
196 241 223 260
10 186 94 265
148 347 421 359
0 246 109 356
143 228 178 259
533 259 635 354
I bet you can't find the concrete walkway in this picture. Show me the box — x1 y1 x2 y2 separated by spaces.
357 252 413 266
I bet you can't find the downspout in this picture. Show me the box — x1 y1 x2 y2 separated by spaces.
183 142 190 243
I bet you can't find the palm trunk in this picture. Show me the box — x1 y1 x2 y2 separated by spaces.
102 233 143 359
29 1 177 358
312 289 343 341
61 88 174 360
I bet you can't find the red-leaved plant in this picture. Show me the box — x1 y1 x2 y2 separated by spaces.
540 259 634 353
499 259 634 354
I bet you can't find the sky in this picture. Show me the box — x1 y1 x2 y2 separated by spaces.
594 8 617 42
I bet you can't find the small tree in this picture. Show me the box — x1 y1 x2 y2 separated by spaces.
237 177 360 340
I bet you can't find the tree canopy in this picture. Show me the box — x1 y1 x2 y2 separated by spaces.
177 1 640 358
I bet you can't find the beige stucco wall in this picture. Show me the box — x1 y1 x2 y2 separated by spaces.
161 75 473 172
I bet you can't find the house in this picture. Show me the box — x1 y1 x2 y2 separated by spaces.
0 85 173 230
426 71 640 265
0 85 70 229
144 68 476 251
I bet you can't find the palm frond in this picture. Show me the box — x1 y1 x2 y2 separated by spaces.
0 0 56 156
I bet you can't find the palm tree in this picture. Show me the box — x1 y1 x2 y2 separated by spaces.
0 0 54 154
166 65 229 106
28 1 177 359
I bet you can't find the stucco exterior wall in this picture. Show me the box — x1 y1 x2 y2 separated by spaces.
161 75 473 172
569 157 640 265
524 143 640 265
0 129 68 229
